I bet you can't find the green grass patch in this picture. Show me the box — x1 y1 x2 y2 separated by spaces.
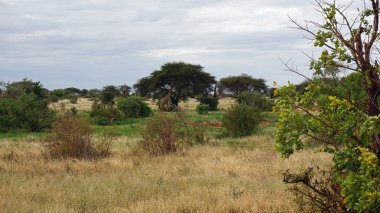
0 110 278 140
0 130 46 140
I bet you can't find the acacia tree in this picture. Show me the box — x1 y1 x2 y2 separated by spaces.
134 62 216 106
100 85 121 105
275 1 380 212
119 84 131 97
218 74 267 96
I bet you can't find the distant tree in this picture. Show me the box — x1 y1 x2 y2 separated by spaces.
295 80 309 94
267 87 276 99
79 89 88 97
87 89 101 98
100 85 120 105
50 89 65 98
2 78 49 100
64 87 81 96
119 84 131 97
0 82 5 96
134 62 216 107
218 74 267 96
134 77 153 97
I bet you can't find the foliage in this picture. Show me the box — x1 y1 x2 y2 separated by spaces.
338 148 380 212
63 87 81 96
222 104 262 137
134 62 216 106
138 113 188 156
100 85 120 105
275 1 380 211
117 96 152 118
237 92 273 111
218 74 267 96
119 84 131 97
85 89 101 99
283 167 346 212
196 104 210 115
49 89 65 99
0 94 55 132
275 83 380 211
45 113 112 159
1 78 49 100
48 95 59 102
295 81 309 94
0 79 55 132
199 96 218 111
90 100 122 125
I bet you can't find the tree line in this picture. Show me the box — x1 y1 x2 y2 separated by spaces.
0 61 273 130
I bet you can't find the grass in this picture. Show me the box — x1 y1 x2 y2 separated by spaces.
0 109 277 140
0 135 331 212
0 99 331 212
0 130 46 141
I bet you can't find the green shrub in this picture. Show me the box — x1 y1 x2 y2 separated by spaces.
138 113 188 156
90 100 122 125
199 96 218 111
196 104 210 115
117 96 152 118
45 113 113 159
0 94 56 132
0 98 16 132
237 92 273 111
100 85 120 105
94 117 109 126
48 95 59 103
222 104 262 137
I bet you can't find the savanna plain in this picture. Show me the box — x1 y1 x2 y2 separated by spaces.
0 98 331 212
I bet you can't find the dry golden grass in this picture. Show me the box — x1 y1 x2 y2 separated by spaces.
50 98 94 111
131 98 236 111
50 97 236 112
0 135 331 212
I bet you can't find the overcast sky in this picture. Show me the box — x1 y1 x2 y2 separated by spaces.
0 0 321 89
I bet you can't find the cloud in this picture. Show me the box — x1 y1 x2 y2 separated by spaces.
0 0 319 89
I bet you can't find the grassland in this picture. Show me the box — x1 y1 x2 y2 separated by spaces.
0 98 331 212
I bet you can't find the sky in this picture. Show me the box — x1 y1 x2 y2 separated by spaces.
0 0 321 89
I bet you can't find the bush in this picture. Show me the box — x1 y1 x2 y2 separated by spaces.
68 95 78 104
0 94 55 132
283 168 346 212
138 113 188 156
0 98 16 132
45 113 112 159
196 104 210 115
100 85 120 105
188 122 208 145
222 104 262 137
237 92 273 111
117 96 152 118
90 100 122 125
48 95 59 103
199 96 218 111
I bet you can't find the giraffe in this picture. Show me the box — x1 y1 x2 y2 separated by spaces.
159 87 172 111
